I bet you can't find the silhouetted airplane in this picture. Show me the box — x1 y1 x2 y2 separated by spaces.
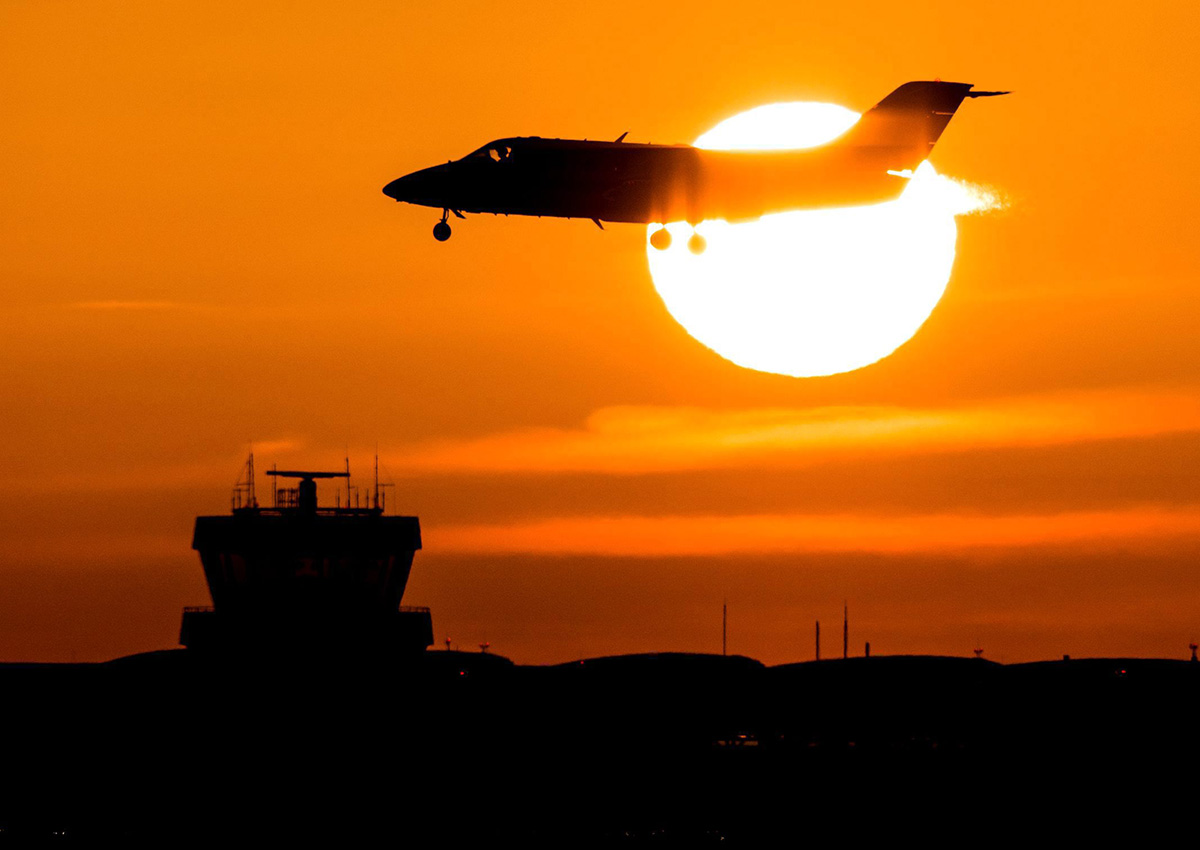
383 81 1006 253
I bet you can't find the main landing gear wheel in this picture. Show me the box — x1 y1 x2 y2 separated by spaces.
433 220 451 242
649 227 671 251
687 232 707 255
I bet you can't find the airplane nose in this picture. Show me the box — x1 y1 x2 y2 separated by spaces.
382 174 415 201
383 164 448 204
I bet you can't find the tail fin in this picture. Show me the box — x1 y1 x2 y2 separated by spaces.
839 81 997 170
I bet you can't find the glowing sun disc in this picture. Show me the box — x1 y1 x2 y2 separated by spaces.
647 102 958 377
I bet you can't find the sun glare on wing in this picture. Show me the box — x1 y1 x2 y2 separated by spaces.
647 102 998 378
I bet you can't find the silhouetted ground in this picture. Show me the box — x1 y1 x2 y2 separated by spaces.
0 651 1195 845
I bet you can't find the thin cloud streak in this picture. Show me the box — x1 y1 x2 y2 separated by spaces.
68 300 197 311
0 533 185 567
7 439 306 494
393 386 1200 476
430 505 1200 557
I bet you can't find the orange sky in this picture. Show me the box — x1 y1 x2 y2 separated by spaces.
2 1 1198 664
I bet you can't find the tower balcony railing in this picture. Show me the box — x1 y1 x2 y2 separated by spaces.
184 605 428 614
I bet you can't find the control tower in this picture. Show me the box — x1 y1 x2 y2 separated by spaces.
180 456 433 654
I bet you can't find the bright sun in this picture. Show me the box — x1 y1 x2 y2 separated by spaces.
647 102 990 378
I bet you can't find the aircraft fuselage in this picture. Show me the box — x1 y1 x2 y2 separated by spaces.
384 137 910 226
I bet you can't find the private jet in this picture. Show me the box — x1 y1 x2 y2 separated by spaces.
382 80 1006 253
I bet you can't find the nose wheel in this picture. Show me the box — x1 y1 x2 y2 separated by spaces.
433 210 452 242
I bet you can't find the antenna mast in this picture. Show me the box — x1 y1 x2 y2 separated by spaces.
232 451 258 510
722 601 727 656
843 602 848 660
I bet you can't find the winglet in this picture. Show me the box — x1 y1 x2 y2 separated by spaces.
614 132 628 143
592 218 604 230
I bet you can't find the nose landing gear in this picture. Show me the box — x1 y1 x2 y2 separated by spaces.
433 210 452 242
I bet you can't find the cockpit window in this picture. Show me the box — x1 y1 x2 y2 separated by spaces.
469 143 513 162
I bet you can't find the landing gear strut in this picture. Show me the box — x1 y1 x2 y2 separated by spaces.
433 210 452 242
